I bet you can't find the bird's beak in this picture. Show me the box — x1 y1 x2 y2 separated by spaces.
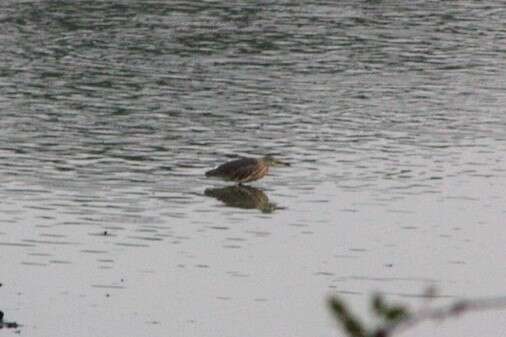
276 160 290 167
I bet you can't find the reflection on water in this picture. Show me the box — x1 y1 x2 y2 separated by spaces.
1 1 506 337
205 185 278 213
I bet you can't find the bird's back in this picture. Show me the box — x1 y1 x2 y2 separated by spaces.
206 157 272 183
206 157 259 178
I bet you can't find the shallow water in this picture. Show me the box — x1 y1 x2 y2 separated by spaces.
1 1 506 336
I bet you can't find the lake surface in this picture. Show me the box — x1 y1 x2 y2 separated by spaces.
1 1 506 336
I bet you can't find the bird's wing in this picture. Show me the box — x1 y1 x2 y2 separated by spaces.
210 158 255 176
228 163 260 181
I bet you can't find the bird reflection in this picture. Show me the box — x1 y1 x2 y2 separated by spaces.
204 185 278 213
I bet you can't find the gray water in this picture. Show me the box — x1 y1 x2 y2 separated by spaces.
1 1 506 336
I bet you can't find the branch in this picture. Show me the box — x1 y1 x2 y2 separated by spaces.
381 296 506 337
328 292 506 337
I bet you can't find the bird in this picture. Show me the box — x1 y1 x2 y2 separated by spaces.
205 155 289 184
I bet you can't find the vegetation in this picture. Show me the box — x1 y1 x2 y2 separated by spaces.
328 288 506 337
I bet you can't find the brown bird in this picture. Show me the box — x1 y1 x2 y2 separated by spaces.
205 155 289 184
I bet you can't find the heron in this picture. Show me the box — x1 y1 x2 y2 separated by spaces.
205 155 289 184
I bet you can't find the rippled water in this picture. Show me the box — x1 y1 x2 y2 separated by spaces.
1 1 506 336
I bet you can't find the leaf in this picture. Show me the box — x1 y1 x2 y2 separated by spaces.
384 306 410 322
328 297 368 337
370 294 410 323
372 293 387 317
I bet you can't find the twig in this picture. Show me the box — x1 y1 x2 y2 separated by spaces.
378 296 506 337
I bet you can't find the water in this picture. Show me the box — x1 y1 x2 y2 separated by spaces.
1 1 506 336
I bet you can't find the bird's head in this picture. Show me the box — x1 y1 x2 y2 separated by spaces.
262 155 290 167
